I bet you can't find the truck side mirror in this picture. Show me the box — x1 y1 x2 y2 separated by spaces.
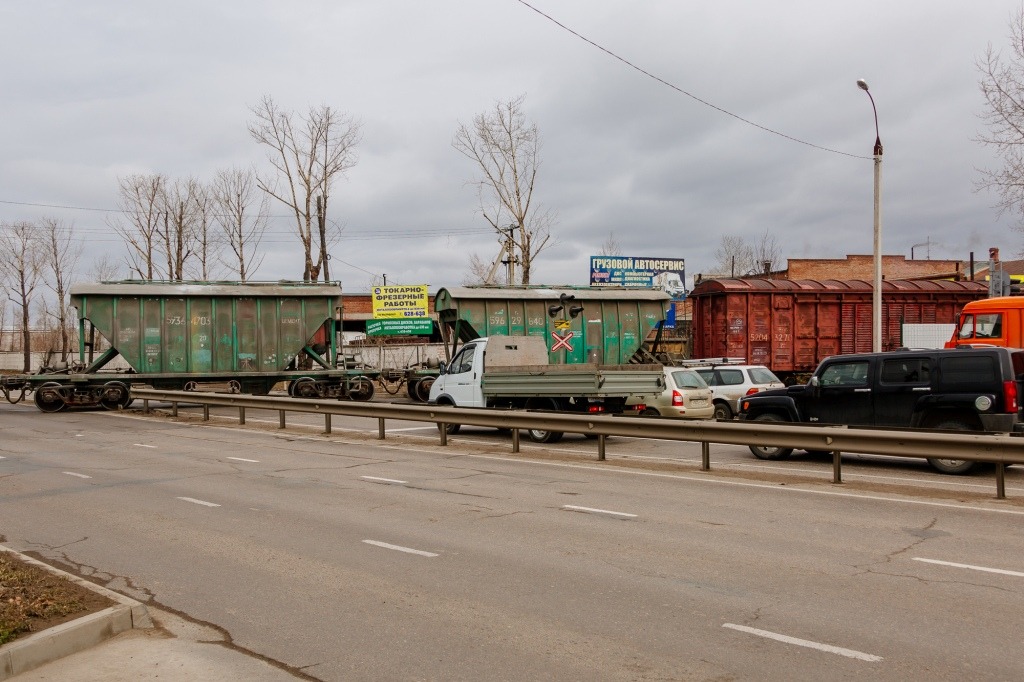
809 375 820 396
438 361 447 375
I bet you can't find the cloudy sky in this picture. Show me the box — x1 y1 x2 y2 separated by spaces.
2 1 1022 293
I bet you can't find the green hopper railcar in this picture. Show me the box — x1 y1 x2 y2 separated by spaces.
2 281 377 412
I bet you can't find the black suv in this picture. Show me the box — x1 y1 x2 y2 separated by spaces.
738 347 1024 474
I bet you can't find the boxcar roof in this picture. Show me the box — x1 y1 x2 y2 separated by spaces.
689 278 988 295
70 281 343 298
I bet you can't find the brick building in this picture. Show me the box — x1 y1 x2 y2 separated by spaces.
784 254 964 281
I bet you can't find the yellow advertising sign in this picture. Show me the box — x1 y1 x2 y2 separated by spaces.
371 284 429 319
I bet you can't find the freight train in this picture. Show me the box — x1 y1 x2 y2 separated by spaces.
1 281 395 412
689 278 987 382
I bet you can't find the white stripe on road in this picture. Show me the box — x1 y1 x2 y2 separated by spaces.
133 443 156 449
362 540 438 557
227 456 260 463
722 624 882 662
562 505 637 519
176 497 221 507
361 476 408 484
62 471 91 479
913 557 1024 577
378 426 437 433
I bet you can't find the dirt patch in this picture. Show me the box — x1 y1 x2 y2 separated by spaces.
0 552 114 645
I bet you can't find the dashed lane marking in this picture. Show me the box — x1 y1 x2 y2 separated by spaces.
913 557 1024 577
362 540 438 557
176 496 221 507
227 456 260 463
133 443 156 449
361 476 408 484
62 472 91 479
562 504 637 519
722 624 882 662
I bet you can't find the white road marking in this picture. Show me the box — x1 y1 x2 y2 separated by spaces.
62 471 91 479
362 540 438 557
176 496 221 507
361 476 408 484
133 443 156 449
75 434 84 438
0 456 5 459
227 456 260 463
379 426 437 433
913 557 1024 577
722 624 882 662
562 504 637 518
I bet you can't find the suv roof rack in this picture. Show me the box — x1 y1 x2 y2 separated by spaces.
678 357 747 367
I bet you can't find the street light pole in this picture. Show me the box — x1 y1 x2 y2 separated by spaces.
857 79 883 352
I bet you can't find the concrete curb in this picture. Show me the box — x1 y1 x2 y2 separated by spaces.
0 546 153 680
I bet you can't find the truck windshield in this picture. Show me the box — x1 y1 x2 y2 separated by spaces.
959 313 1002 339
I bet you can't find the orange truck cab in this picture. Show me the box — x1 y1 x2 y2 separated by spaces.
946 296 1024 348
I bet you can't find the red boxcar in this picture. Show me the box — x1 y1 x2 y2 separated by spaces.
689 278 987 380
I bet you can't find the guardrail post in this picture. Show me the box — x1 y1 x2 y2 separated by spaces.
701 441 710 471
325 413 331 435
203 404 209 421
378 417 385 440
512 428 520 453
143 399 149 413
279 410 286 429
598 434 606 461
172 402 178 417
439 423 448 446
239 406 246 425
833 450 842 484
996 462 1006 499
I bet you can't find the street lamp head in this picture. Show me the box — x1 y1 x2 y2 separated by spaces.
857 79 869 91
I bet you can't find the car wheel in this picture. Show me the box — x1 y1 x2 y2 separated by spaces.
527 429 563 443
748 413 794 460
437 422 460 435
641 407 660 417
926 419 978 475
713 402 733 420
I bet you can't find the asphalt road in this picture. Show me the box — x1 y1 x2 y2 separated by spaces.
2 400 1023 681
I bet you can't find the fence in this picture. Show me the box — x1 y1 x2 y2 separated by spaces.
131 388 1024 500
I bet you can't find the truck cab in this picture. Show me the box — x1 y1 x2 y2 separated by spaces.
429 340 486 408
946 296 1024 348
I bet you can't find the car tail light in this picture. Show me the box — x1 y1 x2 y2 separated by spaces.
1004 380 1018 412
587 404 606 414
672 390 683 406
745 387 761 396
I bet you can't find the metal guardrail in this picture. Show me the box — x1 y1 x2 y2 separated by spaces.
130 388 1024 499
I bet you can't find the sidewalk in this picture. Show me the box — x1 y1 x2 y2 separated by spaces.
10 607 301 681
1 547 301 681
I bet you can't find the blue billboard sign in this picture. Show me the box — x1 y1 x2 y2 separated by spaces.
589 256 686 300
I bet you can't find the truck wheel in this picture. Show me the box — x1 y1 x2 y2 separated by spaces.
527 429 563 443
414 378 435 403
713 402 733 420
748 413 794 460
926 419 977 475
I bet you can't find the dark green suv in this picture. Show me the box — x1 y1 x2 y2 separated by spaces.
738 347 1024 474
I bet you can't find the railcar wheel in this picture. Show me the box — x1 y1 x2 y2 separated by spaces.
748 413 794 460
228 380 242 394
347 376 375 401
289 377 319 398
407 379 420 400
926 420 978 474
34 382 67 413
99 381 131 411
414 377 435 403
184 381 198 392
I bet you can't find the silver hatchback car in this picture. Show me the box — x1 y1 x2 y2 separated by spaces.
632 366 714 419
691 362 784 420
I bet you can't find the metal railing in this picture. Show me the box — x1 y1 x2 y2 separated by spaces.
131 388 1024 499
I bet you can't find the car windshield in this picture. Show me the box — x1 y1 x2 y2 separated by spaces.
671 370 708 389
748 367 781 384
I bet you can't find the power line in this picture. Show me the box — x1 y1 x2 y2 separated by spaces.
514 0 869 160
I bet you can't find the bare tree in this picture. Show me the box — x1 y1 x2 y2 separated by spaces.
189 181 220 280
0 221 43 371
598 231 623 256
90 253 125 281
111 174 166 279
40 217 80 359
158 176 202 281
713 230 781 277
977 8 1024 234
212 167 268 281
453 94 554 285
248 95 361 281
